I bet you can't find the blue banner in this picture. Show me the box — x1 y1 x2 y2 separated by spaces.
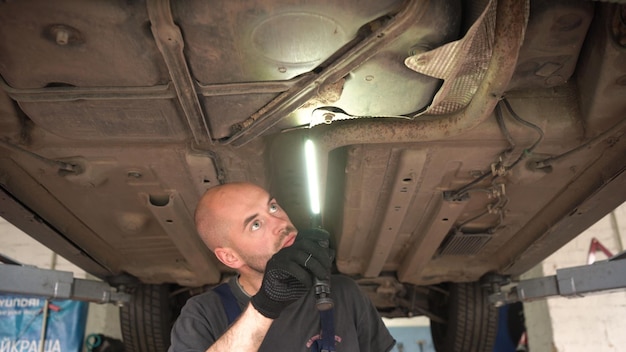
0 294 88 352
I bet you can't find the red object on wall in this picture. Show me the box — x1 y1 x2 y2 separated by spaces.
587 237 614 264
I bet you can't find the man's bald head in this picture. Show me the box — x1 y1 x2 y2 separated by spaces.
194 182 265 251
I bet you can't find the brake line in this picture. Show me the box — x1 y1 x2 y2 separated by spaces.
533 117 626 169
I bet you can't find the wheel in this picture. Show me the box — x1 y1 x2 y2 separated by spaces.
120 284 175 352
429 282 498 352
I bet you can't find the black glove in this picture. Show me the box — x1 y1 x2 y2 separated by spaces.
251 228 332 318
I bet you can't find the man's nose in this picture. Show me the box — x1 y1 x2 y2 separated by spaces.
269 214 290 235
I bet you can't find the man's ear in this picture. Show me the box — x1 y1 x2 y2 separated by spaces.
214 247 243 269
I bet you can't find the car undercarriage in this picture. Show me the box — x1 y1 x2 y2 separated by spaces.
1 0 625 351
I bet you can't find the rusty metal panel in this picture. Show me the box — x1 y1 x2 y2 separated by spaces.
0 0 168 89
398 195 469 284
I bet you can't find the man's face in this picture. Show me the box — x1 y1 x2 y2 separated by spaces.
222 184 297 273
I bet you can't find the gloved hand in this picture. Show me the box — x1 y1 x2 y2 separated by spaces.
251 228 333 318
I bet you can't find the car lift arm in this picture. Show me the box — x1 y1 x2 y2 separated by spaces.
0 260 130 305
489 253 626 306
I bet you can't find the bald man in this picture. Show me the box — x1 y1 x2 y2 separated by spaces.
169 182 395 352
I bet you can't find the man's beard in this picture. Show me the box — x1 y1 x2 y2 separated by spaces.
240 252 270 274
241 225 297 274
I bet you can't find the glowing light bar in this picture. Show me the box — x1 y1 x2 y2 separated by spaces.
304 139 321 215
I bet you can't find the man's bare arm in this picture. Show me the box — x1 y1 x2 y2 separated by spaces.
206 303 272 352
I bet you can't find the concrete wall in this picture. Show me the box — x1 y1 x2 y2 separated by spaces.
523 202 626 352
1 218 123 350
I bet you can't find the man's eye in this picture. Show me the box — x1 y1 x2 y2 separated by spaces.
269 203 279 213
251 220 261 231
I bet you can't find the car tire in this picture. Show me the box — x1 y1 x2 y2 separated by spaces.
120 284 173 352
430 282 498 352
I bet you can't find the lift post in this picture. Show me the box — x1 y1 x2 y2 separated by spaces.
0 260 130 305
489 252 626 306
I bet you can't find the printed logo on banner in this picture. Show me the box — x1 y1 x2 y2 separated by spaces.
0 294 88 352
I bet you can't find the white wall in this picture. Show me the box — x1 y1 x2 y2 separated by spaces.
523 202 626 352
1 220 84 277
